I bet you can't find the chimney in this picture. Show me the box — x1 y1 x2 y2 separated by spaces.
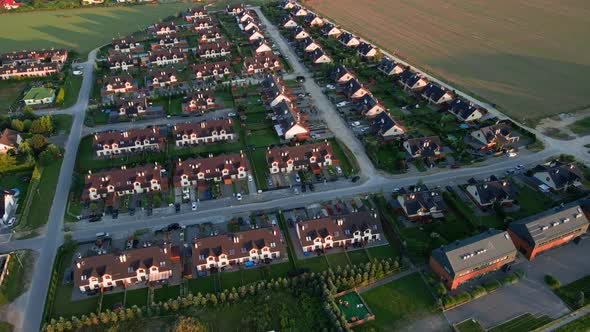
337 218 343 226
194 242 198 249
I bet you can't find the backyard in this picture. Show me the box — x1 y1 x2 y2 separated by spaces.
308 0 590 124
360 272 438 330
0 80 26 114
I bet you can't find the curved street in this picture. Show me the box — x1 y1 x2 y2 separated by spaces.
0 7 588 332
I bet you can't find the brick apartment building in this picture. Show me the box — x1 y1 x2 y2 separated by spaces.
508 205 589 260
430 230 517 290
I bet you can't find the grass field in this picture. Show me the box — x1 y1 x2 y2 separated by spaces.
553 312 590 332
488 313 552 332
0 3 191 55
308 0 590 122
0 81 26 114
568 116 590 134
360 272 438 330
336 292 372 323
555 275 590 308
455 319 485 332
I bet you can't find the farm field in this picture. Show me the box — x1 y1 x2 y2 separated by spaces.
308 0 590 123
0 3 191 55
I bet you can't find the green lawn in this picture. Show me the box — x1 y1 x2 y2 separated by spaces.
61 74 83 109
554 312 590 332
220 270 245 289
53 114 73 134
0 169 32 214
326 252 350 269
0 4 192 55
455 319 485 332
329 138 356 176
0 80 26 113
16 159 62 231
124 288 148 307
249 149 269 191
361 273 438 330
268 262 293 279
348 249 370 265
188 276 216 294
509 183 555 220
488 313 552 332
299 256 329 272
0 251 34 306
367 244 399 261
153 285 180 303
101 292 124 311
556 275 590 308
153 96 183 116
568 116 590 134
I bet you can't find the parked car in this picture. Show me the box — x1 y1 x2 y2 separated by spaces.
112 210 119 219
191 202 197 211
507 152 518 158
325 84 336 90
175 203 181 213
309 183 315 191
295 174 301 183
168 223 180 231
296 75 304 82
248 175 253 182
73 70 83 76
351 121 361 127
292 187 299 195
236 193 242 201
335 166 344 176
336 101 350 107
301 184 307 193
89 215 102 222
351 176 360 183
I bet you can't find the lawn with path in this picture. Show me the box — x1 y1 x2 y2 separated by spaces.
326 252 350 269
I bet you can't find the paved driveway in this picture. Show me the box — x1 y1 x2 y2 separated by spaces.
445 239 590 329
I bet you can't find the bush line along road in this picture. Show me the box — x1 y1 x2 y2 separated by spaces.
0 4 589 332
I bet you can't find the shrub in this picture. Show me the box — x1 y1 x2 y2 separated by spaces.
545 275 561 289
483 279 502 292
471 286 487 299
435 282 447 297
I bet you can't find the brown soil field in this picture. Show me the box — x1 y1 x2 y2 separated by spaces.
307 0 590 123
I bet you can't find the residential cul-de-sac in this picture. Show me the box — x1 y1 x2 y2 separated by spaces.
0 1 589 332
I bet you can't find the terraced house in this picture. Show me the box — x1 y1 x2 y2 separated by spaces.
101 75 137 96
192 226 285 272
172 119 235 146
398 71 428 91
508 205 590 260
421 83 454 105
82 164 167 201
150 34 188 50
430 230 517 290
74 244 173 294
149 22 178 36
195 28 223 43
114 98 149 118
266 142 335 174
190 61 231 80
395 185 446 222
181 93 217 114
295 211 383 253
148 48 185 66
93 128 166 157
173 153 249 187
242 55 282 75
146 69 178 88
109 38 144 56
184 6 208 21
0 49 67 65
197 42 232 58
191 17 215 31
106 54 136 71
0 62 60 80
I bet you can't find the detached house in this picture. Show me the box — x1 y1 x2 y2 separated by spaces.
421 83 453 105
465 176 516 209
114 97 150 118
396 185 446 221
300 37 321 53
197 42 232 58
377 58 405 76
508 205 590 260
370 112 405 140
532 162 582 192
173 153 249 187
398 71 428 91
283 17 298 29
272 100 309 141
357 42 378 58
267 142 336 174
282 0 295 10
236 10 257 24
0 129 21 154
0 189 17 224
338 32 360 48
74 244 173 294
320 23 343 38
309 49 331 64
290 5 308 17
292 26 310 40
82 164 167 201
430 230 517 290
295 211 383 253
101 75 137 96
403 136 445 161
303 12 324 27
331 65 355 84
262 74 291 107
106 54 136 71
246 29 265 42
173 119 235 146
146 69 178 88
242 19 260 34
449 99 483 122
181 93 217 114
190 61 231 80
254 40 273 54
93 128 166 157
242 55 282 75
356 94 386 118
343 79 370 100
192 226 285 272
148 48 185 66
470 123 519 150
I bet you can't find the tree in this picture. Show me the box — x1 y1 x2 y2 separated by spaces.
172 316 208 332
0 154 17 171
55 88 65 105
19 140 32 156
11 119 24 132
31 134 48 150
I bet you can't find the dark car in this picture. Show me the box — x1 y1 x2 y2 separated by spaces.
175 203 181 213
351 176 360 183
129 208 135 216
301 184 307 192
89 215 102 223
309 183 315 191
168 223 181 231
112 210 119 219
296 75 305 82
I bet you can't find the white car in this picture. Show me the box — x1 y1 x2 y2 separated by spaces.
228 112 236 117
6 217 15 226
326 84 336 90
73 70 83 76
236 193 243 201
191 202 197 211
351 121 361 127
248 175 253 182
336 101 350 107
295 174 301 183
335 166 343 176
507 152 518 158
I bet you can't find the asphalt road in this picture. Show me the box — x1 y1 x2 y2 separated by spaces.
2 6 590 332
